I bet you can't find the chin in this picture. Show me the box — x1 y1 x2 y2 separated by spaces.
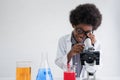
77 39 83 43
77 37 86 43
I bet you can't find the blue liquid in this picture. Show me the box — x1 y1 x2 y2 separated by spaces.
36 68 53 80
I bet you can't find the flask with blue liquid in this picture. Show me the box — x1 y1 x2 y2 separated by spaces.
36 52 53 80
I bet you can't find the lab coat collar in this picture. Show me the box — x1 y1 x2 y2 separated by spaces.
66 33 72 42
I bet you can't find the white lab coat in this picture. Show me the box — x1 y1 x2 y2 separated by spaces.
55 33 101 78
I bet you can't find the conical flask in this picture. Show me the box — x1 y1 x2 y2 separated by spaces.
36 52 53 80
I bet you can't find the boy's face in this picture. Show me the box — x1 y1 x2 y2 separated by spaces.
73 24 93 43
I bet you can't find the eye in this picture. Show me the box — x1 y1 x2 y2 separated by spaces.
76 29 83 34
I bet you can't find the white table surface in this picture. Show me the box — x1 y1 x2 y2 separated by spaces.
0 77 120 80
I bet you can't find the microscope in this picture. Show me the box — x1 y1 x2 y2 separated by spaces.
80 38 100 80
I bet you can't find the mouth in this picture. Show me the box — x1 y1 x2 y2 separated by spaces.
77 37 83 42
77 36 86 43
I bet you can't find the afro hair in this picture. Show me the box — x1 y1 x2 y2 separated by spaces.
69 3 102 30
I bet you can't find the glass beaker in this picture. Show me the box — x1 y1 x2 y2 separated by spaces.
16 61 31 80
63 64 76 80
36 52 53 80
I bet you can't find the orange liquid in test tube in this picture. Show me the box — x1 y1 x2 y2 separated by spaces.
16 67 31 80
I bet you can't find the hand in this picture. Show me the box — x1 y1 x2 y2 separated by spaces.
67 43 84 63
87 32 96 45
71 43 84 55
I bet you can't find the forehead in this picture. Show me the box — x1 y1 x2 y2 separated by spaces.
75 24 93 31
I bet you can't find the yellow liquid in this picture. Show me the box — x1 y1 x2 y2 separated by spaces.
16 67 31 80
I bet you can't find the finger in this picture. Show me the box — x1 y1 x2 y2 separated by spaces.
76 46 84 51
87 32 94 38
87 32 92 37
77 43 85 47
75 45 84 50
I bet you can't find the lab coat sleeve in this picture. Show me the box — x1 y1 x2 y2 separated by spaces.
94 40 102 66
93 40 101 65
55 37 68 70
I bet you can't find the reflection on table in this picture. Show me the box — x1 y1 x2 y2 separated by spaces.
0 77 120 80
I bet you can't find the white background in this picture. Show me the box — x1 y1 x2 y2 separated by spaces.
0 0 120 79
